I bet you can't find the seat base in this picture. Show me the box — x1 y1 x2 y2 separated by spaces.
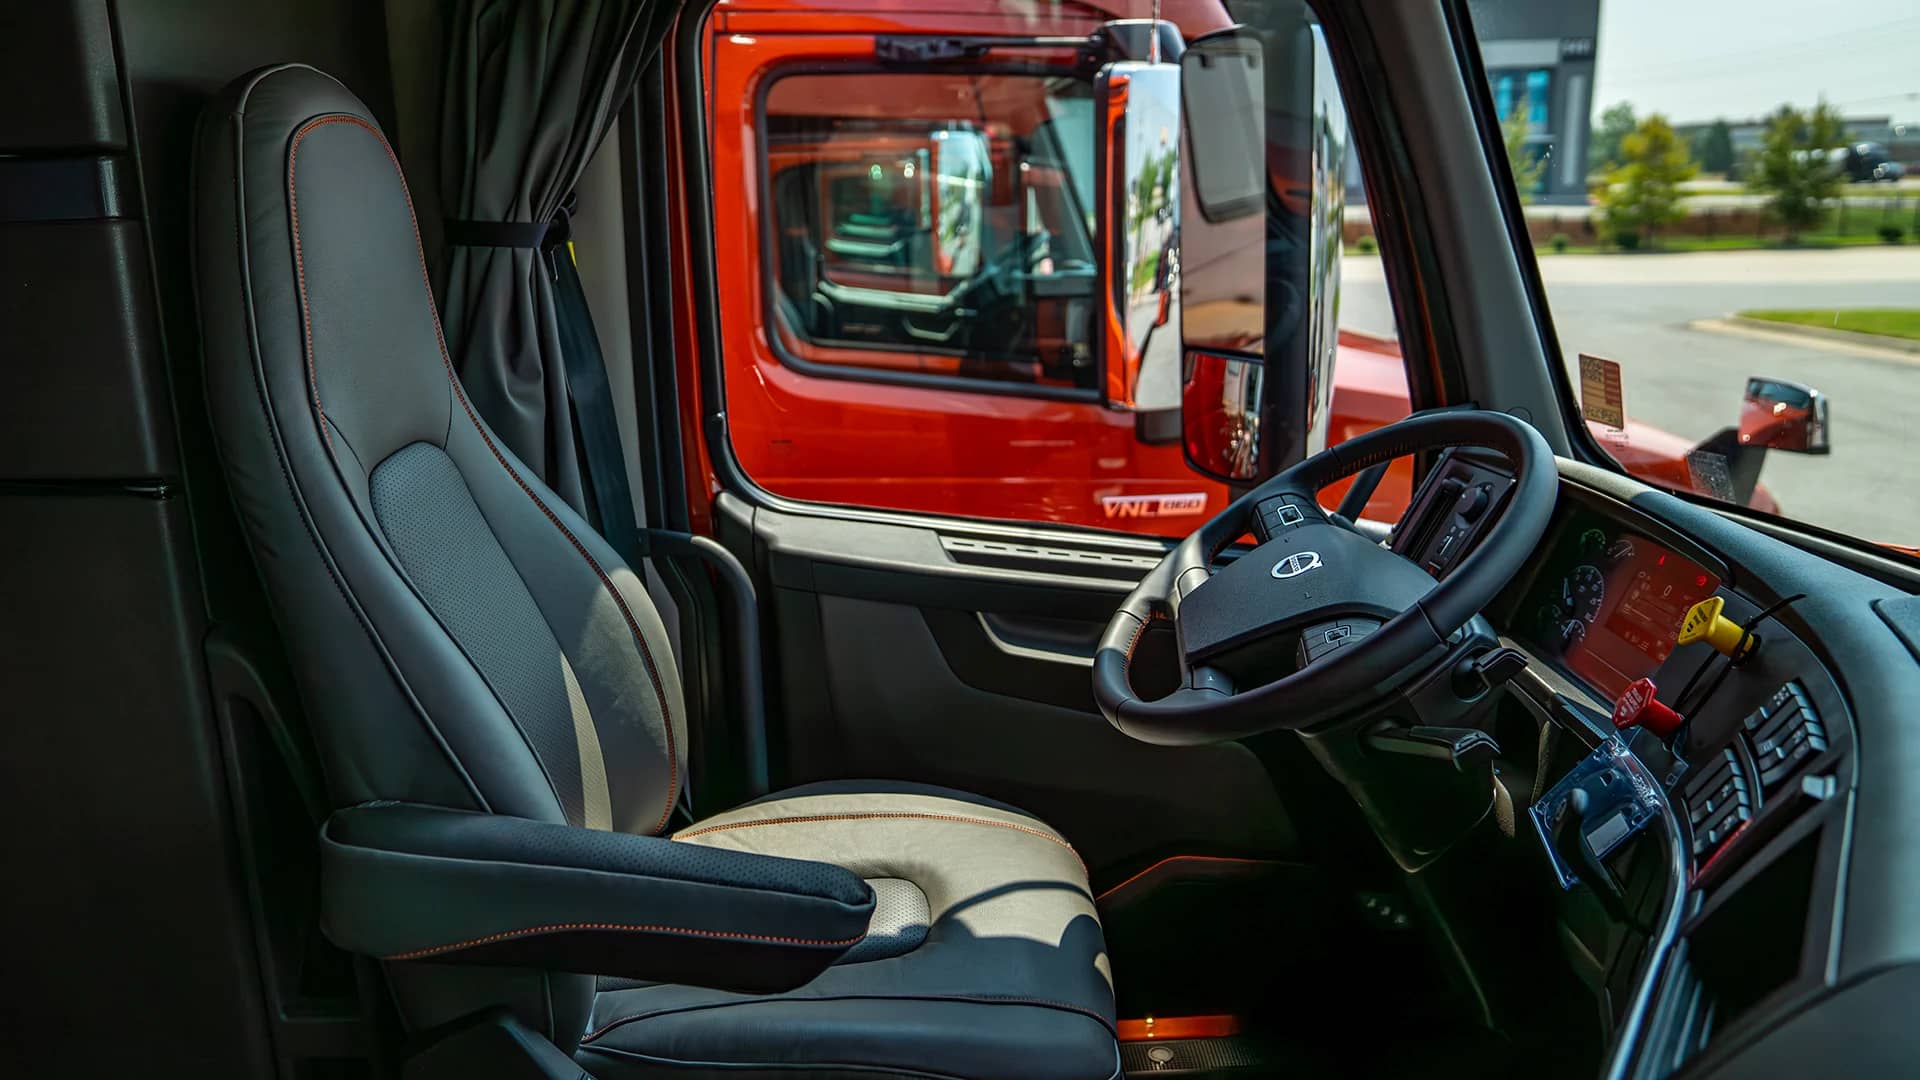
577 782 1119 1080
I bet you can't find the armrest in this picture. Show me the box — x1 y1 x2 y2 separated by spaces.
318 803 874 993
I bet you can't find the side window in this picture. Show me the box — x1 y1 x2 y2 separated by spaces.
763 73 1101 390
703 3 1409 538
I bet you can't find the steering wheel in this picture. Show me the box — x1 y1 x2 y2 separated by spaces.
1093 410 1557 745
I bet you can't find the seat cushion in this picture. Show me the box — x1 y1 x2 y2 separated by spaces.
576 782 1119 1079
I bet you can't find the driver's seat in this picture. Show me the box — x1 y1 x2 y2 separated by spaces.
193 65 1117 1079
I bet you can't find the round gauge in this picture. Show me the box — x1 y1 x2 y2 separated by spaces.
1579 528 1608 556
1535 602 1566 637
1564 564 1606 624
1558 618 1588 647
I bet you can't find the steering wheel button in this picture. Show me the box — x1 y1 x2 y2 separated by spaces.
1277 504 1304 527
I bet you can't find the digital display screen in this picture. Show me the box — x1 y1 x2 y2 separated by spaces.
1517 508 1721 699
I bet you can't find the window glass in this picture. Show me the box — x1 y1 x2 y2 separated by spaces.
704 1 1408 538
764 73 1101 390
1468 0 1920 550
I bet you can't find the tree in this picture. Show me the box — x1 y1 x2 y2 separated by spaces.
1599 114 1698 248
1503 99 1547 202
1694 119 1735 176
1746 100 1847 242
1588 101 1638 175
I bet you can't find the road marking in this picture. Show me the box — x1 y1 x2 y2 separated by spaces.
1687 318 1920 367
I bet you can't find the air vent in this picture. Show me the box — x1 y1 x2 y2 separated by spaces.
940 536 1160 581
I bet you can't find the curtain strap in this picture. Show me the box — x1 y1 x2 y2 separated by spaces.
443 203 574 250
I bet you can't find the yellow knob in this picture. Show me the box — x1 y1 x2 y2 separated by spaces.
1678 596 1749 658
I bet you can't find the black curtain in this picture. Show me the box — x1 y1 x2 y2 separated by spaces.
437 0 678 518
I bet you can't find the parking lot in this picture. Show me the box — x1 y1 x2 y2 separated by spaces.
1342 247 1920 545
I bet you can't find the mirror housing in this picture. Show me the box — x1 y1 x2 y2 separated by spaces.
1170 8 1346 484
1739 377 1830 455
1094 56 1184 416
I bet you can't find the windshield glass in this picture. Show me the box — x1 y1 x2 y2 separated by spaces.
1359 1 1920 549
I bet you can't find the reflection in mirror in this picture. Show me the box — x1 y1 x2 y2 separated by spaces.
1180 32 1267 359
760 71 1101 389
1739 377 1830 455
1183 350 1263 481
1097 61 1183 412
931 129 988 277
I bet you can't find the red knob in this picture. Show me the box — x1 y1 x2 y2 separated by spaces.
1613 677 1684 738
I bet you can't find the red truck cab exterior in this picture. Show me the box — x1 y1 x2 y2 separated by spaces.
686 0 1771 535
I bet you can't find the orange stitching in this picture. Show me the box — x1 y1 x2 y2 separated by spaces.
286 116 681 834
285 121 333 454
387 921 867 962
677 811 1076 854
1094 854 1277 903
1122 610 1168 666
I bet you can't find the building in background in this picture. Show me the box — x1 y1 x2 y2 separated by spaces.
1348 0 1600 204
1469 0 1601 203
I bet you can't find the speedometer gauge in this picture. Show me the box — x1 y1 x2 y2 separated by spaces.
1564 564 1606 624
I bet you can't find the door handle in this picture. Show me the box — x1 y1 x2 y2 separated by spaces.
978 611 1098 667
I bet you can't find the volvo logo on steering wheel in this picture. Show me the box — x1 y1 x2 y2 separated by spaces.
1271 551 1324 579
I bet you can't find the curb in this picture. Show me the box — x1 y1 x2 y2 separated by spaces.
1726 315 1920 355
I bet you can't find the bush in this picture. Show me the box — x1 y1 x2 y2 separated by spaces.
1880 224 1906 244
1550 232 1570 253
1599 115 1696 251
1355 235 1377 254
1746 102 1846 242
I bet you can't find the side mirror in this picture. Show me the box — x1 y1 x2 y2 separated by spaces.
1739 377 1829 455
1094 57 1184 415
1174 10 1345 484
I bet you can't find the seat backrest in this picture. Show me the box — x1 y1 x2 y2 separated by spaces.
192 64 685 839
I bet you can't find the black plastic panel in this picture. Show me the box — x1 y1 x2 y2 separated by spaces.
0 1 126 152
0 220 176 478
0 492 274 1075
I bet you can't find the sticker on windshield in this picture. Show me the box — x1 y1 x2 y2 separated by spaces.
1578 354 1626 430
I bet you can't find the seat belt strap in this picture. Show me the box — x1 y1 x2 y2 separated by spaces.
551 245 643 567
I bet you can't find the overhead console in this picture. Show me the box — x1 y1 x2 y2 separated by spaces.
1391 450 1906 1079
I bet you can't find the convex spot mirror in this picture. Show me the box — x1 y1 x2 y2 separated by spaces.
1739 377 1830 455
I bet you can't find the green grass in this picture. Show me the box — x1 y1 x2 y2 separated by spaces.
1739 308 1920 342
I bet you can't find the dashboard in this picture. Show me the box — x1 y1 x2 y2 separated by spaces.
1513 507 1721 699
1392 449 1920 1079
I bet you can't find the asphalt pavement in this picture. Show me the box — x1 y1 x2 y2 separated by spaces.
1341 247 1920 546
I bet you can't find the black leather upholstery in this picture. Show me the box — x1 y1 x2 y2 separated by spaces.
192 64 1116 1078
321 803 876 993
579 783 1119 1079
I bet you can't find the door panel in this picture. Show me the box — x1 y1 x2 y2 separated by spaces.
724 494 1297 878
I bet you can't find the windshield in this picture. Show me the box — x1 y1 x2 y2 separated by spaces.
1361 1 1919 549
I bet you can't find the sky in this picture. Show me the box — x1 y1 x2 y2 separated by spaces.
1588 0 1920 125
